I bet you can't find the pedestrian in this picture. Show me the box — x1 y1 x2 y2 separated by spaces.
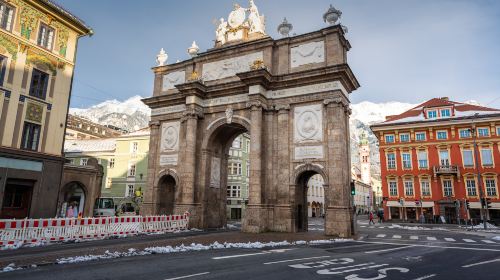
378 211 383 223
66 205 74 218
369 211 375 225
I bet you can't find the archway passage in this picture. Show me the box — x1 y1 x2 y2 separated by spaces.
158 175 176 215
61 182 86 218
296 171 326 232
203 122 249 229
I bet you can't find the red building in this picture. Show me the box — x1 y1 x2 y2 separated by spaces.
371 97 500 224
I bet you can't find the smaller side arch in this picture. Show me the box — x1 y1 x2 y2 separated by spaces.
155 168 180 187
293 163 329 186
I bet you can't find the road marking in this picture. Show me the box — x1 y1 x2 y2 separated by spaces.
164 272 210 280
463 239 476 243
426 237 437 241
410 236 418 240
462 258 500 268
355 240 500 252
360 225 366 228
412 274 437 280
263 255 330 265
365 245 414 254
393 235 402 239
376 234 386 238
379 226 385 229
482 240 495 244
317 263 388 275
444 238 455 242
212 249 293 260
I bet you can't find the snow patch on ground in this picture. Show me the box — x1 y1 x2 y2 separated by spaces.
1 263 22 273
492 236 500 241
476 222 498 229
388 224 448 231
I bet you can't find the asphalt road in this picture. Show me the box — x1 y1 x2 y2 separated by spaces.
2 220 500 280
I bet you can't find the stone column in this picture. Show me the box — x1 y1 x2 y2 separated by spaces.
274 104 292 231
242 100 266 233
323 97 353 237
141 121 160 215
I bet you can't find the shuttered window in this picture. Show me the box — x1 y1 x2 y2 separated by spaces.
29 69 49 100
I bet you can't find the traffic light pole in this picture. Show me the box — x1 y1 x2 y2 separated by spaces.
470 114 487 230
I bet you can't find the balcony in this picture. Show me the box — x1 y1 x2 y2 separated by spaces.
433 165 460 177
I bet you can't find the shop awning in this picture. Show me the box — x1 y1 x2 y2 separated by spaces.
470 202 500 210
386 201 434 208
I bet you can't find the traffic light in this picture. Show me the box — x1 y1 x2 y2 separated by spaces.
465 200 470 209
350 182 355 195
486 198 492 209
481 198 486 207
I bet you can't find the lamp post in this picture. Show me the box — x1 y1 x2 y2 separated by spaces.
469 113 487 230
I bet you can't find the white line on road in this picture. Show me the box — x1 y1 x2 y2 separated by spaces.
410 236 419 240
426 237 437 241
356 240 500 252
412 274 437 280
482 240 495 244
212 252 270 259
264 255 331 265
318 262 375 271
393 235 402 239
317 263 388 275
376 234 386 238
463 239 476 243
165 272 210 280
444 238 455 242
365 245 414 254
462 258 500 268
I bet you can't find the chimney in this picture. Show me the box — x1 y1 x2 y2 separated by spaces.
440 97 449 101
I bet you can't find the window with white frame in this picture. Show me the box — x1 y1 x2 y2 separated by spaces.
481 148 493 166
427 110 437 119
389 181 397 196
109 158 115 168
131 142 138 153
81 158 88 166
477 127 489 137
126 185 135 197
128 163 136 177
37 23 55 50
387 153 396 169
246 162 250 178
485 178 497 197
399 133 410 143
417 150 428 169
0 2 15 32
462 149 474 167
415 132 426 141
421 180 431 196
226 185 241 198
440 108 451 117
437 131 448 140
385 134 395 143
232 137 241 149
443 179 453 197
402 152 412 169
466 179 477 196
459 129 471 138
228 162 242 175
439 150 450 166
404 180 414 196
246 140 250 153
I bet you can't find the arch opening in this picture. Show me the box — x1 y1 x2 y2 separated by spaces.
158 175 176 215
296 171 326 232
60 181 86 218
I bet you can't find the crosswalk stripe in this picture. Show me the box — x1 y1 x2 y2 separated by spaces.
463 239 476 243
379 226 385 229
376 234 386 238
410 236 419 240
444 238 455 242
360 226 366 228
393 235 402 239
426 237 437 241
482 240 495 244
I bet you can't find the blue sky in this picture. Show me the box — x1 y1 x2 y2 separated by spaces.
58 0 500 109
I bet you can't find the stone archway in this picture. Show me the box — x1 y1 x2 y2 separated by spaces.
60 181 87 218
155 169 179 215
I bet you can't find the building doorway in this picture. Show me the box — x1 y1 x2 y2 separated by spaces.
60 182 86 218
1 179 34 219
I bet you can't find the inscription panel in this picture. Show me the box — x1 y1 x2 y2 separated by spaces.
202 52 263 81
295 146 324 160
160 154 178 166
152 105 186 116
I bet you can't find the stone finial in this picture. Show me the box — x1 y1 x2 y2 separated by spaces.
323 4 342 25
156 48 168 66
187 41 200 57
277 17 293 37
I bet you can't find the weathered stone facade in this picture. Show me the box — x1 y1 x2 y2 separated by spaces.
142 25 359 237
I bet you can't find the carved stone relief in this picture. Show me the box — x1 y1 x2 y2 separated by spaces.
162 71 186 91
290 41 325 68
294 104 323 143
161 122 180 152
210 157 221 188
202 52 263 81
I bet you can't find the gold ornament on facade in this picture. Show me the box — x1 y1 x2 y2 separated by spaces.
25 102 44 123
250 59 265 70
188 71 201 81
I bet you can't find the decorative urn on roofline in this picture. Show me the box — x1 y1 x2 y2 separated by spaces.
323 4 342 25
277 17 293 37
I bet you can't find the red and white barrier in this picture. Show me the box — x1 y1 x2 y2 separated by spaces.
0 212 189 250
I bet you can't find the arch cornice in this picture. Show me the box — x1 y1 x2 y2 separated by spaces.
202 115 251 150
155 168 180 186
292 163 329 185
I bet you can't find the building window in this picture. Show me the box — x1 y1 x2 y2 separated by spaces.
417 151 428 169
246 162 250 178
385 135 395 143
421 180 431 196
109 158 115 168
128 163 136 177
402 152 412 169
20 122 41 151
485 179 497 197
443 180 453 197
227 185 241 198
399 133 410 143
37 23 55 50
246 140 250 153
466 179 477 196
481 148 493 166
477 128 489 137
29 69 49 100
81 158 88 166
228 162 242 175
0 55 6 86
436 131 448 140
415 132 426 141
427 110 437 119
389 181 398 196
0 2 15 32
440 109 451 117
126 185 135 197
232 137 241 149
459 129 471 138
131 142 138 153
404 180 414 196
439 150 450 166
387 153 396 169
462 149 474 167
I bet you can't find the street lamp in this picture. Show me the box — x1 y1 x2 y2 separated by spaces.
469 113 488 230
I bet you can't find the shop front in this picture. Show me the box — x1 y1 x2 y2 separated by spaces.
386 200 435 222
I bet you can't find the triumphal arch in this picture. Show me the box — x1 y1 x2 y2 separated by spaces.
142 2 359 237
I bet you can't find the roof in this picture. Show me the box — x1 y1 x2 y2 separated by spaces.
120 127 150 137
64 139 116 153
37 0 93 34
372 97 500 127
